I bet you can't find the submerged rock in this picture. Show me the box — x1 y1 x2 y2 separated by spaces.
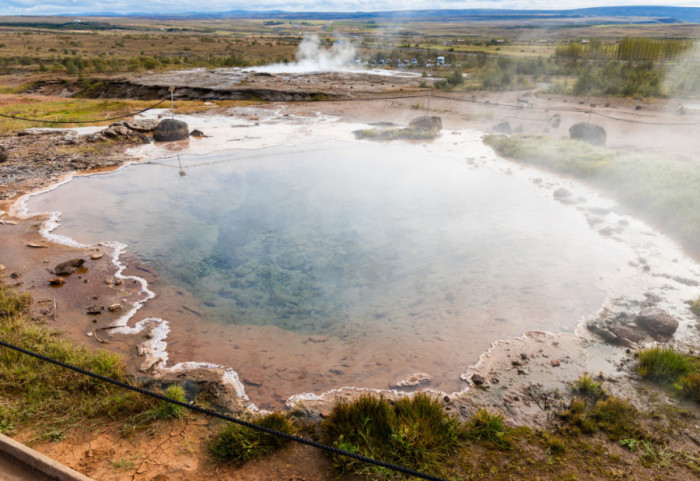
190 129 207 137
569 122 607 146
54 258 85 276
634 308 679 337
154 119 190 141
391 372 432 388
587 313 650 346
492 121 512 134
553 188 572 200
409 116 442 131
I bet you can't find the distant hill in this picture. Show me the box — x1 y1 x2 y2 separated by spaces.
82 6 700 24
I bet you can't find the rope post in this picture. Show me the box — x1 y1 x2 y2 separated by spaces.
169 86 175 119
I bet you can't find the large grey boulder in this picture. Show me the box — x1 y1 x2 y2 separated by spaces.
154 119 190 141
634 308 679 337
0 145 7 163
409 116 442 131
569 122 606 146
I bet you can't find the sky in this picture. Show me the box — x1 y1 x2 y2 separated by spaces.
0 0 699 17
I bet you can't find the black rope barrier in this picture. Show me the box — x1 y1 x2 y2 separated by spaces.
0 97 169 124
0 339 449 481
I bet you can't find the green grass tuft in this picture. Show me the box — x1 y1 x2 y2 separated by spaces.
637 347 697 383
465 408 513 449
679 373 700 402
146 385 186 420
691 296 700 317
320 393 465 478
560 396 647 442
571 373 606 399
210 412 295 465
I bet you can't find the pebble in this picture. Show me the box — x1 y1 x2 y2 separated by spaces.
27 243 48 248
551 359 561 367
471 374 486 386
49 277 65 286
0 264 5 271
107 303 121 312
91 253 103 260
114 279 123 286
104 278 113 285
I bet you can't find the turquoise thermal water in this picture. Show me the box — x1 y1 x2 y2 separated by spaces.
27 140 629 398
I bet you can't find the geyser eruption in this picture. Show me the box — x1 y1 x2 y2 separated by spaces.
248 35 358 74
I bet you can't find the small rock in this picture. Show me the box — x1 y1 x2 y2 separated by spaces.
551 359 561 367
114 279 123 286
553 188 572 200
91 253 103 260
520 353 529 360
54 258 85 276
10 272 20 279
189 129 207 137
0 145 7 163
320 410 332 418
471 374 486 386
27 243 48 248
107 303 121 312
104 278 113 285
243 377 262 387
0 264 5 271
49 277 66 286
511 360 523 367
86 305 103 315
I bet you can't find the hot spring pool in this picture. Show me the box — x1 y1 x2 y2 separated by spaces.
27 138 630 406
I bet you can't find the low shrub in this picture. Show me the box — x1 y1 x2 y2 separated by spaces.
210 413 295 464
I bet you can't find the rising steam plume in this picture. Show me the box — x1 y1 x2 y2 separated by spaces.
248 35 358 74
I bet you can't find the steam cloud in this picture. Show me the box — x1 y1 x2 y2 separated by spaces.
249 35 359 74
